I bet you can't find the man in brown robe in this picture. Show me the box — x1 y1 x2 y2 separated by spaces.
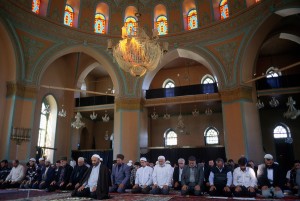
72 154 111 200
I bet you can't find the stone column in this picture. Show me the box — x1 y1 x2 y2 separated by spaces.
220 86 264 163
113 97 148 162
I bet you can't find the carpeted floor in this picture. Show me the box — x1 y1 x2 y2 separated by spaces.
0 189 299 201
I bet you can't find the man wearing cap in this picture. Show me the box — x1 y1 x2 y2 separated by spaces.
232 157 257 197
110 154 131 193
150 156 173 195
38 158 45 169
181 156 204 196
208 158 232 197
47 156 73 192
0 160 24 189
257 154 285 198
72 154 111 199
0 160 11 182
66 157 88 190
173 158 185 190
32 159 55 189
132 157 153 194
20 158 39 189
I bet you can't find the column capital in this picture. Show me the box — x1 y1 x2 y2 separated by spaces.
115 97 145 111
219 86 253 103
6 82 38 99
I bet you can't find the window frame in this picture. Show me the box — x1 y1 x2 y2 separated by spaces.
162 79 175 88
164 129 178 146
64 4 74 27
201 74 215 84
94 13 106 34
273 123 291 139
156 15 168 35
187 8 198 30
204 127 219 145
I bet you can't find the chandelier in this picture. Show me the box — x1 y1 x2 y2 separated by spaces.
43 104 50 114
176 114 185 133
71 112 85 129
283 96 300 119
58 105 67 117
192 105 199 117
256 99 264 109
163 107 170 120
90 111 98 120
269 97 279 107
109 11 167 77
205 108 213 115
151 108 159 120
102 110 110 122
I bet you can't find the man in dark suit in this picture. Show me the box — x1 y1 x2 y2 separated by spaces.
32 159 55 189
47 156 73 192
181 156 204 196
66 157 88 190
257 154 285 198
72 154 111 199
109 154 130 193
173 158 185 190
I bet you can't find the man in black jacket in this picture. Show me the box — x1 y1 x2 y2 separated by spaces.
173 158 185 190
47 156 73 192
32 159 55 189
0 160 11 182
72 154 111 200
181 156 203 196
66 157 88 190
257 154 284 198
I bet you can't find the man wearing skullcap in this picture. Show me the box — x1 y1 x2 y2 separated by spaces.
20 158 39 189
132 157 153 194
110 154 131 193
72 154 111 199
0 160 24 189
32 159 55 189
150 156 173 195
66 157 88 190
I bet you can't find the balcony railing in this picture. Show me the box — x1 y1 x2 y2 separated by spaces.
75 95 114 107
145 83 218 99
256 74 300 90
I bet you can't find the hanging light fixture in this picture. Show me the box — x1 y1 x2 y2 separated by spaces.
256 98 264 109
71 112 85 129
43 104 51 114
163 107 170 120
283 96 300 119
90 96 98 120
104 130 109 141
151 107 159 120
102 110 110 122
269 97 279 107
192 105 199 117
176 104 186 133
205 107 213 115
108 2 168 77
58 104 67 117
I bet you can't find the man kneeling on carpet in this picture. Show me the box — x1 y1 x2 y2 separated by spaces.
72 154 111 200
181 156 204 196
131 157 153 194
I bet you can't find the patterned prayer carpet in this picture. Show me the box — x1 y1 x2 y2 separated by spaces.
0 189 299 201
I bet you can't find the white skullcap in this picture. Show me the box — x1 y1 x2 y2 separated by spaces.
166 160 170 164
129 160 133 163
100 158 103 161
156 161 159 165
158 156 165 160
78 157 85 162
140 157 147 162
45 159 51 163
92 154 101 160
264 154 273 160
29 158 36 162
127 162 133 166
39 158 44 161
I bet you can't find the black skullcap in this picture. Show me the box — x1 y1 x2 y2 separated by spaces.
134 162 141 166
188 156 196 161
216 158 224 163
1 159 8 164
116 154 124 160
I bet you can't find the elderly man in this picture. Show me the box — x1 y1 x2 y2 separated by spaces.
72 154 111 200
66 157 88 190
257 154 285 198
208 158 232 197
20 158 39 189
232 157 257 197
0 160 24 189
132 157 153 194
32 159 54 189
173 158 185 190
150 156 173 195
181 156 204 196
110 154 131 193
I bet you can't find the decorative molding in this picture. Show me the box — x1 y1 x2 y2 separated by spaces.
6 82 38 99
219 86 253 103
115 97 144 111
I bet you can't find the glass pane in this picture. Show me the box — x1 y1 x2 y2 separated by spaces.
166 131 177 146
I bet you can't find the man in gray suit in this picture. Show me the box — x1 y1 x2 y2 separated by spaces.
181 156 204 196
109 154 130 193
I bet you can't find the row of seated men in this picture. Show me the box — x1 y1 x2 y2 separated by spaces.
0 154 300 200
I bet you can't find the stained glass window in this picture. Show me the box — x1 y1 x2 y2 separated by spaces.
64 5 74 27
220 0 229 20
94 13 106 34
125 17 137 36
156 15 168 35
187 9 198 30
204 127 219 145
32 0 40 14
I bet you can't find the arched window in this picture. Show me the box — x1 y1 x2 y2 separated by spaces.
220 0 229 20
125 17 137 36
156 15 168 35
201 74 215 84
94 13 106 34
204 127 219 145
64 5 74 27
273 123 290 139
266 67 281 78
32 0 40 14
187 9 198 30
38 95 57 162
163 79 175 88
164 129 177 146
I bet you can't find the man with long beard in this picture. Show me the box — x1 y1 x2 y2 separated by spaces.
72 154 111 200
